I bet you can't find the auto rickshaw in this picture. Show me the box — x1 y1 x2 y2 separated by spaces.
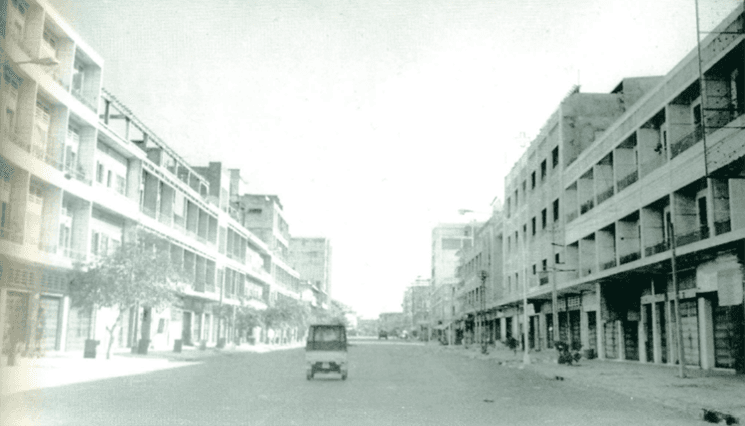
305 324 348 380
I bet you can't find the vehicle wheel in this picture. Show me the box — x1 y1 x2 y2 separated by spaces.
341 372 347 380
306 370 313 380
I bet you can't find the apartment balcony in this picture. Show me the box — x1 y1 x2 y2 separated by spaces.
62 246 88 261
617 170 638 192
597 187 614 205
671 125 703 158
8 31 34 58
676 226 709 247
63 164 91 185
714 220 731 235
645 241 669 257
0 224 24 244
580 199 594 215
600 259 617 271
5 127 29 151
71 89 97 113
619 251 641 265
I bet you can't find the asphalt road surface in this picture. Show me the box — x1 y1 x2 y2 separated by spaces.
3 340 703 425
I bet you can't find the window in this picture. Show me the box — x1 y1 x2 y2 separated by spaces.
697 197 708 230
553 199 560 222
96 163 104 184
531 172 536 189
555 253 560 264
531 217 536 235
72 61 85 95
522 180 526 197
532 264 536 275
523 224 527 239
541 160 547 180
506 197 511 218
731 68 743 114
693 103 702 126
116 175 126 195
107 170 112 188
248 208 262 214
542 259 547 271
91 232 99 255
552 147 559 169
514 189 518 206
541 208 547 229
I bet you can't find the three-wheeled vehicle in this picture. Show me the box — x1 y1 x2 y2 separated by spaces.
305 324 348 380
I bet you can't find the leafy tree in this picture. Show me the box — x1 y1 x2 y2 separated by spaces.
69 230 184 359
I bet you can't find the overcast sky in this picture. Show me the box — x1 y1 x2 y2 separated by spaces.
50 0 736 318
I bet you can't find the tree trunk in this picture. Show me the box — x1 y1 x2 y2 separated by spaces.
139 307 152 354
105 309 124 360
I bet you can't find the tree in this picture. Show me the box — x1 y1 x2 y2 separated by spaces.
69 230 184 359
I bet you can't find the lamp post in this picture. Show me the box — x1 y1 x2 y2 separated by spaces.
479 270 488 354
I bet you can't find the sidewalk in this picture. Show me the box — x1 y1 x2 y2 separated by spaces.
0 342 305 397
431 342 745 424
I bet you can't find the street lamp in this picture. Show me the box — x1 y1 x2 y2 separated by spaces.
479 270 488 355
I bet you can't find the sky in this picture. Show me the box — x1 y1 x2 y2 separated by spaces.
49 0 737 318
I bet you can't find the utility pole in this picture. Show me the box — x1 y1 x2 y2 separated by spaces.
669 221 686 378
551 222 560 345
480 270 488 354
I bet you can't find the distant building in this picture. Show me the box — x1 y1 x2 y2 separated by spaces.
403 278 430 338
289 237 332 304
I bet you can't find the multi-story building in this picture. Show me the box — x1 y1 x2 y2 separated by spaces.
429 223 475 343
494 6 745 372
403 278 430 339
289 237 332 306
454 209 504 345
0 0 307 359
232 194 301 304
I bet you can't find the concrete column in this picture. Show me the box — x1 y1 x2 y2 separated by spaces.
617 321 625 360
698 296 716 370
499 317 507 341
651 302 663 364
666 299 677 365
580 310 590 351
596 283 606 360
539 312 548 351
0 289 7 361
639 313 647 363
58 295 70 352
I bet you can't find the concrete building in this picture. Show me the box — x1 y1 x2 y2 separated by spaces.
403 278 430 339
493 6 745 372
430 223 476 343
289 237 332 305
454 206 504 346
0 0 307 360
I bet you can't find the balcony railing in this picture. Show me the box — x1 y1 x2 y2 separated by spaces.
62 246 88 261
5 127 29 151
671 125 703 158
597 187 614 205
676 226 709 247
140 205 157 219
619 251 641 265
600 259 617 270
617 170 638 192
72 90 98 112
157 211 173 226
714 220 731 235
645 241 669 257
0 225 24 244
33 145 64 170
539 275 549 286
566 210 578 223
64 165 91 185
580 199 594 215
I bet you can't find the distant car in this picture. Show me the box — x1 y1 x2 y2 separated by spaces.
378 330 388 339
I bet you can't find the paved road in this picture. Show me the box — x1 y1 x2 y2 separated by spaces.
3 340 702 425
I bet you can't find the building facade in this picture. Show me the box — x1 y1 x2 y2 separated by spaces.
403 278 430 339
490 6 745 372
289 237 332 306
0 0 313 360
